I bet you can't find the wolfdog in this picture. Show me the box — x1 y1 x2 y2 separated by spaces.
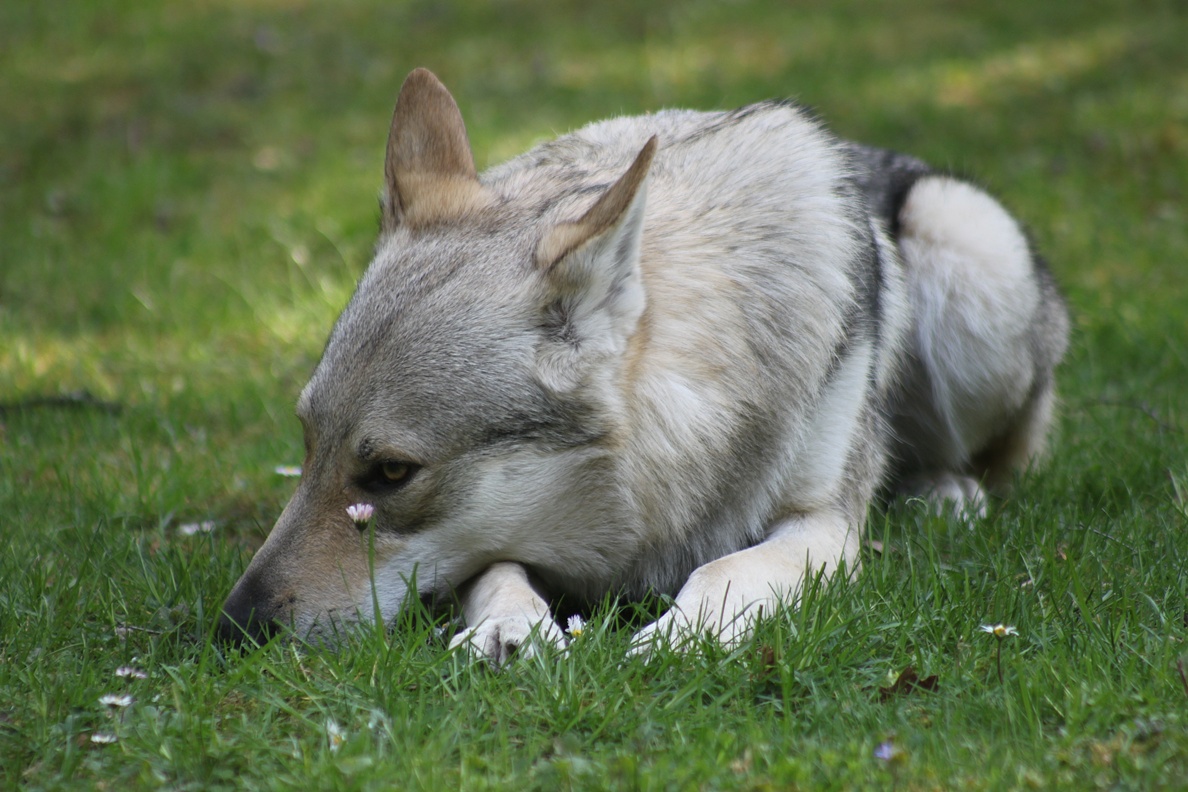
218 69 1068 661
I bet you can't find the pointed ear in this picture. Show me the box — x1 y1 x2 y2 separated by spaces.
534 137 657 391
382 69 482 230
536 136 658 273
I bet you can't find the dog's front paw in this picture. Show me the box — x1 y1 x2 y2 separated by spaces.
448 616 563 666
632 612 750 660
628 609 692 657
628 598 755 657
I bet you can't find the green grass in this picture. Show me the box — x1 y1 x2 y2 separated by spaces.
2 0 1186 788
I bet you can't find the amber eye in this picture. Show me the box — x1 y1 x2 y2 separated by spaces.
381 461 410 483
358 459 419 494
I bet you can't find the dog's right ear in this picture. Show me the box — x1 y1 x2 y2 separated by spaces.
382 69 483 230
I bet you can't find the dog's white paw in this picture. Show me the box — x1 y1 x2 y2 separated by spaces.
628 594 759 657
629 611 754 657
448 616 563 666
903 472 988 520
628 610 691 657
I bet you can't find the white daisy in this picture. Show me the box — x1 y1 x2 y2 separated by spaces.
179 521 216 536
980 624 1018 639
114 666 147 680
346 503 375 526
326 719 347 752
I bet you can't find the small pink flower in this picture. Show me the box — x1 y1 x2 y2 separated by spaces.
115 666 147 680
99 694 133 709
874 739 904 763
346 503 375 526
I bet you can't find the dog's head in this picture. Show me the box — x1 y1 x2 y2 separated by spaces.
218 69 656 646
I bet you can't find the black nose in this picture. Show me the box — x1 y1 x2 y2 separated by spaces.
216 576 280 648
215 609 279 648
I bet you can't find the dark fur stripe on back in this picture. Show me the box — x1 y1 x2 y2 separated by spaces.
843 143 933 238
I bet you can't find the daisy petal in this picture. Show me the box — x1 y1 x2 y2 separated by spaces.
346 503 375 525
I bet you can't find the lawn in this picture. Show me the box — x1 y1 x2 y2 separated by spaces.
2 0 1186 788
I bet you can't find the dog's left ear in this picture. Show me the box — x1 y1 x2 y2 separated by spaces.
535 137 657 390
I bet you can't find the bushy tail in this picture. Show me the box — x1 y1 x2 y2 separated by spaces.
887 175 1069 493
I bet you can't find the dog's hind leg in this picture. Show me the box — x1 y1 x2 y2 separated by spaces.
448 562 564 665
888 175 1069 512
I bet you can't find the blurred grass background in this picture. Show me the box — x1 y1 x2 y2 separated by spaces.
1 0 1186 787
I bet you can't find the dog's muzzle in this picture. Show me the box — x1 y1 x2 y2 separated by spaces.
216 573 281 648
